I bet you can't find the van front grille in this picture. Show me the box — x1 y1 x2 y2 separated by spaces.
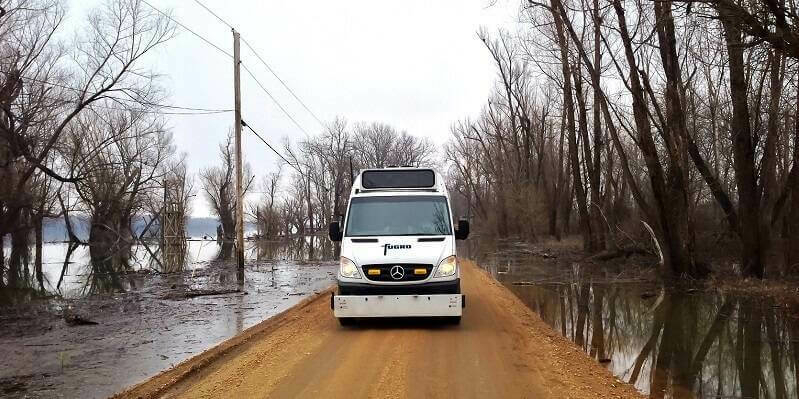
361 264 433 282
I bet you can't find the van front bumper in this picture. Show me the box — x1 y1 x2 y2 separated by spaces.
337 278 460 295
332 293 463 318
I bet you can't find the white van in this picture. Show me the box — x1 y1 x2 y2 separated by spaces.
328 167 469 325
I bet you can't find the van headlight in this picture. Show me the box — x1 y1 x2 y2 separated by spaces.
339 257 361 279
434 256 457 278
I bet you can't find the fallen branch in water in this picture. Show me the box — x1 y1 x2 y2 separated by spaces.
165 288 244 300
585 247 650 262
641 221 664 267
64 314 99 326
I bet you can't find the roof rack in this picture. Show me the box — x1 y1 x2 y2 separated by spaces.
359 187 439 192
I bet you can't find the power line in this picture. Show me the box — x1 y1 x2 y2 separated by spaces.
141 0 233 58
192 0 233 29
244 120 333 192
241 38 325 128
241 119 304 176
240 63 311 137
2 70 232 113
187 0 325 129
88 104 231 115
7 4 317 127
101 96 232 113
34 95 229 115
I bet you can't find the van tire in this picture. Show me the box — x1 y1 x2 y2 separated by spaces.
338 317 356 327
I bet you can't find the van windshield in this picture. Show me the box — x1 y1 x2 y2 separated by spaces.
345 196 451 237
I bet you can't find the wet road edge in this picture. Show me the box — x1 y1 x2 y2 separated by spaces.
111 285 336 399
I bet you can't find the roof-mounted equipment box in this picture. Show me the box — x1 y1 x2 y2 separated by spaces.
361 169 435 189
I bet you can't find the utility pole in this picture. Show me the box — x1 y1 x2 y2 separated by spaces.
307 164 313 260
233 29 245 269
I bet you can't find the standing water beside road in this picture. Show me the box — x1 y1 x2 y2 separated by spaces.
480 241 799 399
0 239 336 398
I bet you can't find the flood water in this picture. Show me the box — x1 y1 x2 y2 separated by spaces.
480 243 799 399
0 239 336 398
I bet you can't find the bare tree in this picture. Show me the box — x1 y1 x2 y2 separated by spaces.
65 109 174 268
509 0 798 280
352 122 437 169
200 131 253 240
251 166 282 239
1 0 174 285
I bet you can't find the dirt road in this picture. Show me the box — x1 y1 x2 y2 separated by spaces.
116 260 642 399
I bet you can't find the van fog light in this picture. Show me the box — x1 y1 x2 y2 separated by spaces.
434 256 457 277
339 257 361 279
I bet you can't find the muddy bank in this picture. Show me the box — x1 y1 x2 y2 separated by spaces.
0 241 336 399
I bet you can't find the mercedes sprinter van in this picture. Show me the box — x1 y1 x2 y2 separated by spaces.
328 167 469 325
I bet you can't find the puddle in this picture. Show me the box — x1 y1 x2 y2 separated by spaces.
480 242 799 399
0 239 336 398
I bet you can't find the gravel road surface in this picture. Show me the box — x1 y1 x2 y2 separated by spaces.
115 260 642 399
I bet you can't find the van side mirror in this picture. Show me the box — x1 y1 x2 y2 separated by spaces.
455 219 470 240
329 221 343 242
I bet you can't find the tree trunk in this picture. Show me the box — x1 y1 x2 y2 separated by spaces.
590 0 605 251
720 8 764 278
561 183 573 236
59 194 82 243
786 181 799 274
759 52 783 274
496 182 510 238
652 0 704 278
0 233 5 289
220 200 235 241
548 206 558 238
553 110 568 240
573 69 597 251
35 214 43 291
784 99 799 274
8 219 30 288
610 0 692 276
551 0 591 250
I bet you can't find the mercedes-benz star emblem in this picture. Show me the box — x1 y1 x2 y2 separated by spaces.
390 265 405 280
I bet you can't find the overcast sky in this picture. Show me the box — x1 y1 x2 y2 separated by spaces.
69 0 522 216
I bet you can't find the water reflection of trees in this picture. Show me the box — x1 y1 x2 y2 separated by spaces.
512 283 799 398
1 237 335 303
188 237 336 264
0 249 43 305
250 237 335 262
